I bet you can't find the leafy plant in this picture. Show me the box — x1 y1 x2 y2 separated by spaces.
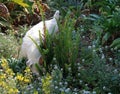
0 33 19 58
54 13 80 76
110 38 120 50
47 0 84 18
7 58 27 73
12 0 29 7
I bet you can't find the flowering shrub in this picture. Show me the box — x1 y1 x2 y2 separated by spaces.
0 58 32 94
0 58 18 94
42 73 52 94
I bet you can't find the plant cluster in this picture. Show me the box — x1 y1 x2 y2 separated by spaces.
0 58 34 94
0 0 120 94
0 33 19 58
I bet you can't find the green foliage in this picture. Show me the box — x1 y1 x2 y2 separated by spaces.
0 0 120 94
0 33 19 58
41 73 52 94
7 58 27 73
33 13 79 77
110 38 120 50
0 0 34 32
12 0 29 7
54 13 80 76
0 17 11 29
47 0 84 17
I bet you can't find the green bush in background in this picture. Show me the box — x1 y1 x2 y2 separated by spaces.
0 33 19 58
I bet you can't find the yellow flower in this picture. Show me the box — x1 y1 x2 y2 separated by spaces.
1 61 8 69
1 58 8 67
6 69 14 75
0 74 6 79
1 58 10 73
24 67 31 73
8 88 18 94
23 78 30 83
8 88 14 94
14 89 19 94
0 81 8 89
16 74 24 81
34 90 38 94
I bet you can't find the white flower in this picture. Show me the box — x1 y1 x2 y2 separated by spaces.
73 79 76 82
105 46 108 49
74 93 78 94
54 81 57 83
114 69 118 73
53 57 56 61
79 80 83 83
110 48 113 51
109 58 112 61
55 86 58 89
65 88 70 93
29 0 34 2
88 46 92 49
114 47 118 50
101 54 105 59
83 90 90 94
59 82 62 85
92 91 96 94
99 48 102 51
82 59 85 62
82 36 85 38
92 45 95 48
37 88 40 91
73 88 77 91
77 63 80 66
54 65 58 69
78 67 81 70
59 88 64 92
85 84 88 86
64 82 68 85
68 67 71 71
78 73 80 76
118 50 120 52
103 86 106 90
93 49 96 52
61 68 63 71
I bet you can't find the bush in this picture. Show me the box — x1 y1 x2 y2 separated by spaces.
0 33 19 58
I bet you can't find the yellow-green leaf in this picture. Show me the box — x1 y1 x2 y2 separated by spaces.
12 0 29 7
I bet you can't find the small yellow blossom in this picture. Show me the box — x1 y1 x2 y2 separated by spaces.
16 74 24 81
0 58 19 94
8 88 19 94
0 74 6 79
1 58 8 67
6 69 14 75
8 88 14 94
14 89 19 93
1 61 8 69
0 82 8 90
23 78 30 83
24 67 31 73
34 90 38 94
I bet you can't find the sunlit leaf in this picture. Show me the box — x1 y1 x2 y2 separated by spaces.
12 0 29 7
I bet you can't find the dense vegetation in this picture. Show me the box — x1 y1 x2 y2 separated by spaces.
0 0 120 94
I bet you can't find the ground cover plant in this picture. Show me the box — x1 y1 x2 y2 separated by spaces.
0 0 120 94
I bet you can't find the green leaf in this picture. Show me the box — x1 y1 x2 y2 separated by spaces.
102 32 111 44
110 38 120 49
12 0 29 7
